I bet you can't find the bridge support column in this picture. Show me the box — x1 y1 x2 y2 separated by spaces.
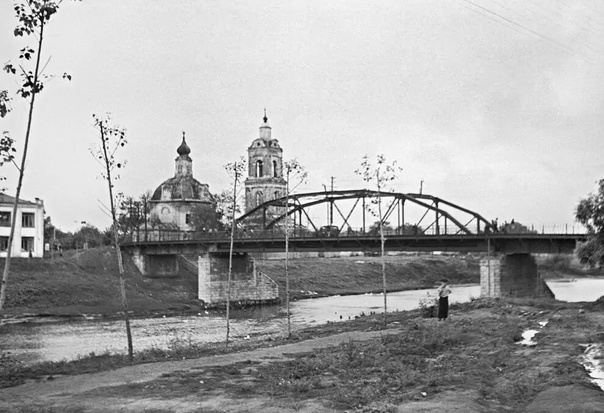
130 248 179 277
198 253 279 307
480 253 554 299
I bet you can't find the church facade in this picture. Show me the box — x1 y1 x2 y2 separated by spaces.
149 134 214 233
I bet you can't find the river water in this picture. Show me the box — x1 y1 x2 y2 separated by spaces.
1 279 603 365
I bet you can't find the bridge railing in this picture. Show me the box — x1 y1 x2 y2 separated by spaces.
124 223 587 244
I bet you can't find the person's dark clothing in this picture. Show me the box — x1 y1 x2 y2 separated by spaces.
438 296 449 320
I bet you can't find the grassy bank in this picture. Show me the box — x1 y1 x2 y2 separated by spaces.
0 248 480 316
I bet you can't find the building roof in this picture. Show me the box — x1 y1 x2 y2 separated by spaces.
0 193 42 206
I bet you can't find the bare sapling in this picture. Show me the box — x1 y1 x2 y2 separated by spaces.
91 114 133 361
223 158 246 346
355 154 402 326
283 159 307 337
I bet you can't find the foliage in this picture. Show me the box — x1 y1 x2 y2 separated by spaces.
190 203 224 233
214 189 243 229
396 223 424 235
499 220 538 234
575 179 604 269
116 192 152 240
418 292 438 318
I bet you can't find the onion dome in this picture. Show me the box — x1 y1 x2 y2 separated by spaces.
177 132 191 156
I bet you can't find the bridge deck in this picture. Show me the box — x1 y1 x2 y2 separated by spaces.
122 233 585 255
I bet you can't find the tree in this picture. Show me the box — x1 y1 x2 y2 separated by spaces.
189 203 224 234
283 159 307 338
0 0 74 315
214 189 244 230
396 223 425 235
355 154 402 326
91 114 134 361
223 158 246 347
575 179 604 270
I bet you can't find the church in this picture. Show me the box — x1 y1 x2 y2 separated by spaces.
148 133 214 234
147 112 287 235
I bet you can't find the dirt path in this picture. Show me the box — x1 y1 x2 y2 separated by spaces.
0 328 400 412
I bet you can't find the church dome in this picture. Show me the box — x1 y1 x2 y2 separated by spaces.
177 136 191 156
150 175 211 202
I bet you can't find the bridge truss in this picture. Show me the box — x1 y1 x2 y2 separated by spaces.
236 189 496 236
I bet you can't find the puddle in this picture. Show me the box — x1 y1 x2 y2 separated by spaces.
517 320 549 347
581 344 604 391
518 330 539 346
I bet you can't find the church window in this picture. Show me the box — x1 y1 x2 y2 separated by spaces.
256 160 263 177
161 207 170 215
273 160 278 177
255 191 263 206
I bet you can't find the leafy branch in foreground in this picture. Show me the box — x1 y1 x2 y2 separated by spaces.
0 0 74 315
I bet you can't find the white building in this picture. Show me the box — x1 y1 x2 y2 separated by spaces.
0 194 45 258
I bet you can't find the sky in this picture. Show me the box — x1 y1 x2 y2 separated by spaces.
1 0 603 233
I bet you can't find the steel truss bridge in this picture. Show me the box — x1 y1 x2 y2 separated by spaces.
123 190 586 255
237 189 497 235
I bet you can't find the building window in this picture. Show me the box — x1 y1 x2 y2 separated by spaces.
255 191 263 207
273 160 278 177
185 213 191 225
256 160 263 177
0 236 8 251
22 212 35 228
21 236 34 253
0 211 10 227
274 191 280 200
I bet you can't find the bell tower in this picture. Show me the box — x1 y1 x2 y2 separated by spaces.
244 111 287 214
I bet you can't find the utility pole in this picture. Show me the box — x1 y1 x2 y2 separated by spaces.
330 176 335 226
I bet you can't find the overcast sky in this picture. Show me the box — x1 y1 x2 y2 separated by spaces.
1 0 603 232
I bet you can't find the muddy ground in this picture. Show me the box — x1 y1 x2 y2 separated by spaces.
1 298 604 412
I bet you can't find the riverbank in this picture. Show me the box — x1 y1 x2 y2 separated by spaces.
1 297 603 412
0 248 481 317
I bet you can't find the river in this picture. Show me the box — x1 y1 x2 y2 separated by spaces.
0 279 602 365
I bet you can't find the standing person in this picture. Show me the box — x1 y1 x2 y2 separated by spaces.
437 279 452 321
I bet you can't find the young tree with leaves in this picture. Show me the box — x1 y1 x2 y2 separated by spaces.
355 154 402 325
283 159 307 337
223 158 246 346
91 114 134 361
0 0 74 315
575 179 604 270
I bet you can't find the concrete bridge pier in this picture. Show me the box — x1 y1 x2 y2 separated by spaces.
480 253 554 299
197 252 279 307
